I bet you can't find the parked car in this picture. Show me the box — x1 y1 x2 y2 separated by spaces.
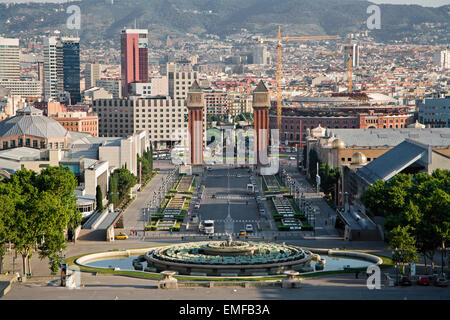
245 224 254 233
398 276 412 286
239 229 246 236
194 203 200 209
417 275 431 286
259 209 265 215
211 194 216 199
434 275 448 287
115 232 128 240
289 156 296 160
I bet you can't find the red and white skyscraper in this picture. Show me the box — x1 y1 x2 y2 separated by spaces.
120 29 149 97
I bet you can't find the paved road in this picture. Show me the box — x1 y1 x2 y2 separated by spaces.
199 166 262 234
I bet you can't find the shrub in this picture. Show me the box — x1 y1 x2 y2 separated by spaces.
301 224 314 231
272 214 283 221
151 215 164 221
277 224 290 231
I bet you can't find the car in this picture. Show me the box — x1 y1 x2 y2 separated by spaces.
417 275 431 286
237 174 242 178
259 209 265 215
207 167 212 171
289 156 296 160
245 224 254 233
398 276 412 286
115 232 128 240
239 230 247 236
211 194 216 199
194 203 200 209
434 275 448 287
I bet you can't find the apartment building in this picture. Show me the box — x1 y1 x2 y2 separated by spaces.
50 111 99 137
93 97 188 149
418 97 450 128
167 62 198 99
0 79 41 97
96 79 122 99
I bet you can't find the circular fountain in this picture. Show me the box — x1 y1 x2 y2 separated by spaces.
144 235 314 276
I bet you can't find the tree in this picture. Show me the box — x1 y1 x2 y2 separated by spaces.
0 193 15 274
388 226 419 274
109 168 137 206
109 173 119 208
96 185 104 212
0 166 81 276
362 170 450 274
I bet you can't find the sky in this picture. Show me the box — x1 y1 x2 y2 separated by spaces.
0 0 449 6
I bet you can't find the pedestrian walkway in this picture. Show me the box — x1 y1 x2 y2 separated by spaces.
285 167 341 239
213 195 254 200
207 174 250 178
214 219 260 223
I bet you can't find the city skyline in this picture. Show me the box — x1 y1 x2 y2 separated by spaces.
0 0 449 309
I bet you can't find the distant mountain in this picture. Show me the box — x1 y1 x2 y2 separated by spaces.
0 0 448 44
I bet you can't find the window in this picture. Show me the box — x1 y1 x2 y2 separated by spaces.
33 140 38 148
2 141 8 149
348 158 352 162
341 158 345 162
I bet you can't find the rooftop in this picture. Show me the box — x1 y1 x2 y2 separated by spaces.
357 140 430 184
327 128 450 147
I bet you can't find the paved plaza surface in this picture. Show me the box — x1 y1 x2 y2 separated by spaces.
3 273 449 300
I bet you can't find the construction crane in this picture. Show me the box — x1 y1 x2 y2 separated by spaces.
345 43 353 93
256 26 340 131
317 42 354 94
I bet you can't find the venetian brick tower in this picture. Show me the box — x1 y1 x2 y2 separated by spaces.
253 80 270 168
187 81 205 172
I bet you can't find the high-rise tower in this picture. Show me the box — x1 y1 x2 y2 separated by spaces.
44 36 64 101
0 37 20 81
120 29 149 97
61 37 81 104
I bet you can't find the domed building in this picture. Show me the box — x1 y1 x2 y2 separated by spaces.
0 105 70 150
351 152 367 165
331 138 345 149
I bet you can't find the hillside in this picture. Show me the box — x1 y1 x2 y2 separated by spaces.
0 0 448 45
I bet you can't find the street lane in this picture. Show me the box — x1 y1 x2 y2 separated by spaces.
199 166 260 234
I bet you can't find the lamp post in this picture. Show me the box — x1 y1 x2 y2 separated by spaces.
393 248 399 284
